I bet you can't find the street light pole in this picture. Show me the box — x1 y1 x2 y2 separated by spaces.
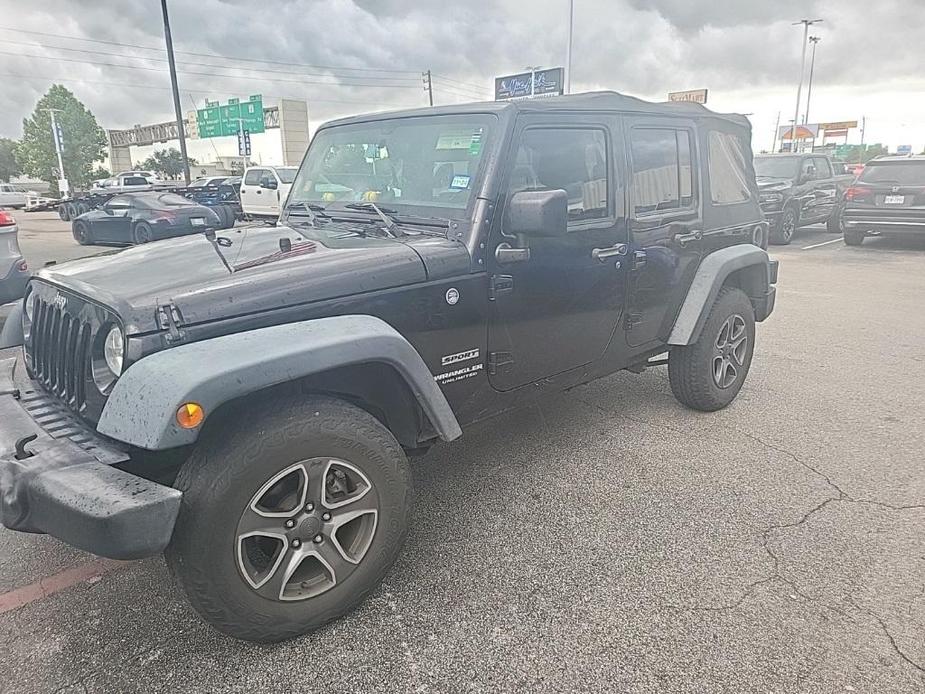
791 18 823 152
566 0 574 93
804 36 821 125
160 0 191 185
45 108 68 196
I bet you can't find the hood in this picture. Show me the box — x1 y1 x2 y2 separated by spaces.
756 177 793 192
35 223 430 334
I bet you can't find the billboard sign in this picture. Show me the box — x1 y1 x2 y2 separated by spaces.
897 144 913 155
197 95 264 138
820 121 858 131
668 88 708 104
495 68 564 100
778 124 819 141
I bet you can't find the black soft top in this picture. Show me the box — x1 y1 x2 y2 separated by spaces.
322 90 751 131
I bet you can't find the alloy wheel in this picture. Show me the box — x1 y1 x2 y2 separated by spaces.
780 211 795 241
235 458 379 602
712 314 748 389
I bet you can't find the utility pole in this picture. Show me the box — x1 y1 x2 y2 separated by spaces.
160 0 191 184
803 36 821 125
791 18 823 153
859 115 866 159
526 66 542 97
45 108 68 196
423 70 433 106
771 111 781 153
565 0 574 93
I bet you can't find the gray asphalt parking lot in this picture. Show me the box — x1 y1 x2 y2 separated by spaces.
1 213 924 693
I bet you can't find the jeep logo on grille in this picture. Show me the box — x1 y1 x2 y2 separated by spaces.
51 292 67 310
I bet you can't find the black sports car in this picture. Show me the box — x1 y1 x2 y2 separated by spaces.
72 192 221 246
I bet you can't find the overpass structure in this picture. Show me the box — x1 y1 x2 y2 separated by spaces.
106 99 310 172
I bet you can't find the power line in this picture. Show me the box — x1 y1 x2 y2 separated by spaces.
0 72 419 108
0 25 420 76
431 74 490 94
0 38 422 84
0 49 424 89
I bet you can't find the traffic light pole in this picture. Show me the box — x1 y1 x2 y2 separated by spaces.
161 0 191 184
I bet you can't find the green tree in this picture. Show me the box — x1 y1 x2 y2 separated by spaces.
15 84 106 193
90 165 111 180
139 148 197 180
0 137 21 182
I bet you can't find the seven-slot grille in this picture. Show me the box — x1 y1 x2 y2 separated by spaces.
29 295 93 411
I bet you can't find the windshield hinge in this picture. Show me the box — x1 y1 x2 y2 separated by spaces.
488 274 514 301
156 302 185 344
487 351 514 375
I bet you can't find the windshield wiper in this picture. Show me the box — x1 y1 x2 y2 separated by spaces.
344 202 403 237
285 202 330 225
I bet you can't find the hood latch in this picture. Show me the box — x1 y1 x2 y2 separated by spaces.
156 302 186 344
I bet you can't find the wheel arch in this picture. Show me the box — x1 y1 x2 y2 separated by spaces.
667 245 776 346
96 315 462 451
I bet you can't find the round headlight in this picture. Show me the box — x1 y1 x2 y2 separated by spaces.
103 326 125 376
22 291 36 340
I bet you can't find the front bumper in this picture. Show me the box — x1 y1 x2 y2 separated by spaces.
0 353 181 559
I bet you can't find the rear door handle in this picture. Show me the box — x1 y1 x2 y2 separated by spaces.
673 230 703 246
591 243 628 262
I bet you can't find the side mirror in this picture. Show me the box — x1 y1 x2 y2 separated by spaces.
261 178 278 190
506 189 568 237
801 166 816 183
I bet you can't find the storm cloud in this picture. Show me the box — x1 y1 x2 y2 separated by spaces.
1 0 923 154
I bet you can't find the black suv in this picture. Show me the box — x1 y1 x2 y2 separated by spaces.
0 92 777 642
841 155 925 245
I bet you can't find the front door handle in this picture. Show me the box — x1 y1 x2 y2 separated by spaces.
591 243 628 262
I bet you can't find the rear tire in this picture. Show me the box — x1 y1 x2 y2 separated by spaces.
826 206 845 233
165 394 411 643
58 204 71 221
72 220 91 246
669 287 756 411
133 222 154 244
843 228 865 246
769 206 797 245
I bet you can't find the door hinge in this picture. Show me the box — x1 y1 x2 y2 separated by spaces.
488 274 514 300
624 312 644 330
487 351 514 375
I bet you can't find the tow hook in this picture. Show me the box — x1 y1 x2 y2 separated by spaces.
13 433 38 461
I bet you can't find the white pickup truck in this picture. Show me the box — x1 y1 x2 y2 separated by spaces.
239 166 297 218
0 184 38 209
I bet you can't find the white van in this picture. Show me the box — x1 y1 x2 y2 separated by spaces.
240 166 298 218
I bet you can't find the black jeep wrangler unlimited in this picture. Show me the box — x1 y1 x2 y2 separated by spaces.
0 92 777 642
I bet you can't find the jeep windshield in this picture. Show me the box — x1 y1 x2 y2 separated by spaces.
286 114 496 220
754 156 799 180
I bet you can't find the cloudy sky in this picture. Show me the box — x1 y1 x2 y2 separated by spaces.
1 0 924 166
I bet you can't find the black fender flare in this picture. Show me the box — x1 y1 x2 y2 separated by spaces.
667 245 775 346
0 303 24 349
97 315 462 450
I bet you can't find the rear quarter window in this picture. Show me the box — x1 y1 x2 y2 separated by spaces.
707 131 752 204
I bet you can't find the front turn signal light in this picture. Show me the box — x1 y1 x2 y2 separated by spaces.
177 403 205 429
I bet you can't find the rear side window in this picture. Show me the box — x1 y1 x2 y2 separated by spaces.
631 128 694 215
860 163 925 185
156 194 196 207
813 157 833 179
244 169 264 185
708 131 751 204
276 168 297 184
122 176 149 186
509 128 609 223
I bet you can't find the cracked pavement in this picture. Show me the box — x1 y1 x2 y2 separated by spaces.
1 223 924 693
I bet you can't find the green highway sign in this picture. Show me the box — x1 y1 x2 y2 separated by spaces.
196 95 264 138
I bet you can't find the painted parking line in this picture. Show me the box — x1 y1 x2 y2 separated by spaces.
0 558 129 615
802 238 844 250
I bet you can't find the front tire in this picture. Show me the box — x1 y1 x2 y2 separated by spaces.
668 287 756 411
165 394 411 642
769 206 797 245
72 220 91 245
